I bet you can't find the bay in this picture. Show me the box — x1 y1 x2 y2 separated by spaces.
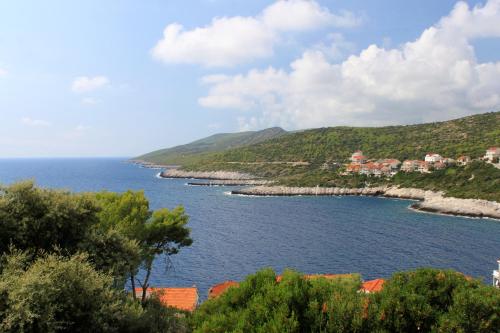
0 158 498 299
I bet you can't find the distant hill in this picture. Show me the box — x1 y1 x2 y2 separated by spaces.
189 111 499 166
135 127 287 165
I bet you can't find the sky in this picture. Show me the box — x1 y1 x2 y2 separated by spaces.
0 0 499 157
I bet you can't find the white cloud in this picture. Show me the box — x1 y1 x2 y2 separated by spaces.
261 0 362 31
71 76 109 93
152 0 361 67
200 0 500 129
21 117 51 127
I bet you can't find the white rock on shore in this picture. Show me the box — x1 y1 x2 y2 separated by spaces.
413 196 500 219
160 169 257 180
231 185 500 220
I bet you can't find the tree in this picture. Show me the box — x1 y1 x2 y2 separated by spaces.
79 229 142 289
94 191 192 303
437 284 500 332
0 251 142 333
191 268 368 333
0 181 99 255
137 207 192 303
375 268 475 332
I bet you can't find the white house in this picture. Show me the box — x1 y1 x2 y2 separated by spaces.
494 259 500 288
484 147 499 162
424 153 443 164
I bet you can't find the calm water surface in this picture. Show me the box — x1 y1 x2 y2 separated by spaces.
0 158 498 299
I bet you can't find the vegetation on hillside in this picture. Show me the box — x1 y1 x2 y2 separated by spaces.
192 268 500 333
192 111 499 164
135 127 286 165
177 112 500 201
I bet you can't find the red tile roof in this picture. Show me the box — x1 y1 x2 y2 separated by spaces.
361 279 385 293
135 287 198 312
276 273 354 282
208 281 239 299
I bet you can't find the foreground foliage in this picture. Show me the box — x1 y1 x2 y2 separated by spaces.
1 181 499 332
192 268 500 333
0 181 192 332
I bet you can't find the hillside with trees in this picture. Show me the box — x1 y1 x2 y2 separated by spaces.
186 111 499 165
135 127 286 165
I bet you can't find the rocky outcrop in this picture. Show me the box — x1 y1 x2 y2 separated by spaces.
187 180 273 186
160 169 257 180
231 185 500 220
411 196 500 219
232 186 387 196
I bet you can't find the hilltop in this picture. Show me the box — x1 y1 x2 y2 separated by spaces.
187 111 499 166
172 111 500 202
135 127 286 165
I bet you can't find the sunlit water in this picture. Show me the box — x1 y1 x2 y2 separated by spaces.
0 158 498 299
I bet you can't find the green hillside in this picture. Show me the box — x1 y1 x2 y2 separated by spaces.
134 127 286 165
187 111 499 166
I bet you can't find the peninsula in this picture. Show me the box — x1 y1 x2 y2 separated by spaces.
137 111 500 219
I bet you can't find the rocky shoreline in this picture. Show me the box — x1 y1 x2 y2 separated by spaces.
231 185 500 220
153 168 500 220
187 180 273 186
159 169 258 180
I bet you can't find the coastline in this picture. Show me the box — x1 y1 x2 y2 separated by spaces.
187 180 273 186
151 168 500 220
159 169 258 180
230 185 500 220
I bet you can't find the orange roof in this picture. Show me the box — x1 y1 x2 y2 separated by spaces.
134 287 198 312
276 273 354 282
361 279 385 293
208 281 239 299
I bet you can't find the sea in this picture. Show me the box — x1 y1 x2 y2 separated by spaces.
0 157 498 299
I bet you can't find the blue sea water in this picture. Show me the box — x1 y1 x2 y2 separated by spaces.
0 158 499 299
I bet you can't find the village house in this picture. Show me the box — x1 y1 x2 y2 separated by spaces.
457 155 471 166
345 163 361 174
484 147 499 163
134 287 199 312
208 281 239 299
378 159 401 170
433 161 446 170
401 160 420 172
350 150 367 164
424 153 443 164
208 275 386 299
417 161 431 173
361 279 385 293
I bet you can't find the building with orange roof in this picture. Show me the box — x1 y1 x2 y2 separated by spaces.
276 273 355 282
134 287 199 312
350 150 367 163
361 279 385 293
208 281 239 299
457 155 471 166
484 147 499 163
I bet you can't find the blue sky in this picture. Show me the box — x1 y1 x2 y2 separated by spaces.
0 0 499 157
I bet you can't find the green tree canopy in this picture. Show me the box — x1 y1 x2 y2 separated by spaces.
0 181 99 255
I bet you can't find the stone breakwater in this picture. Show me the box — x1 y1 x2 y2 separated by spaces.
231 186 500 220
160 169 257 180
